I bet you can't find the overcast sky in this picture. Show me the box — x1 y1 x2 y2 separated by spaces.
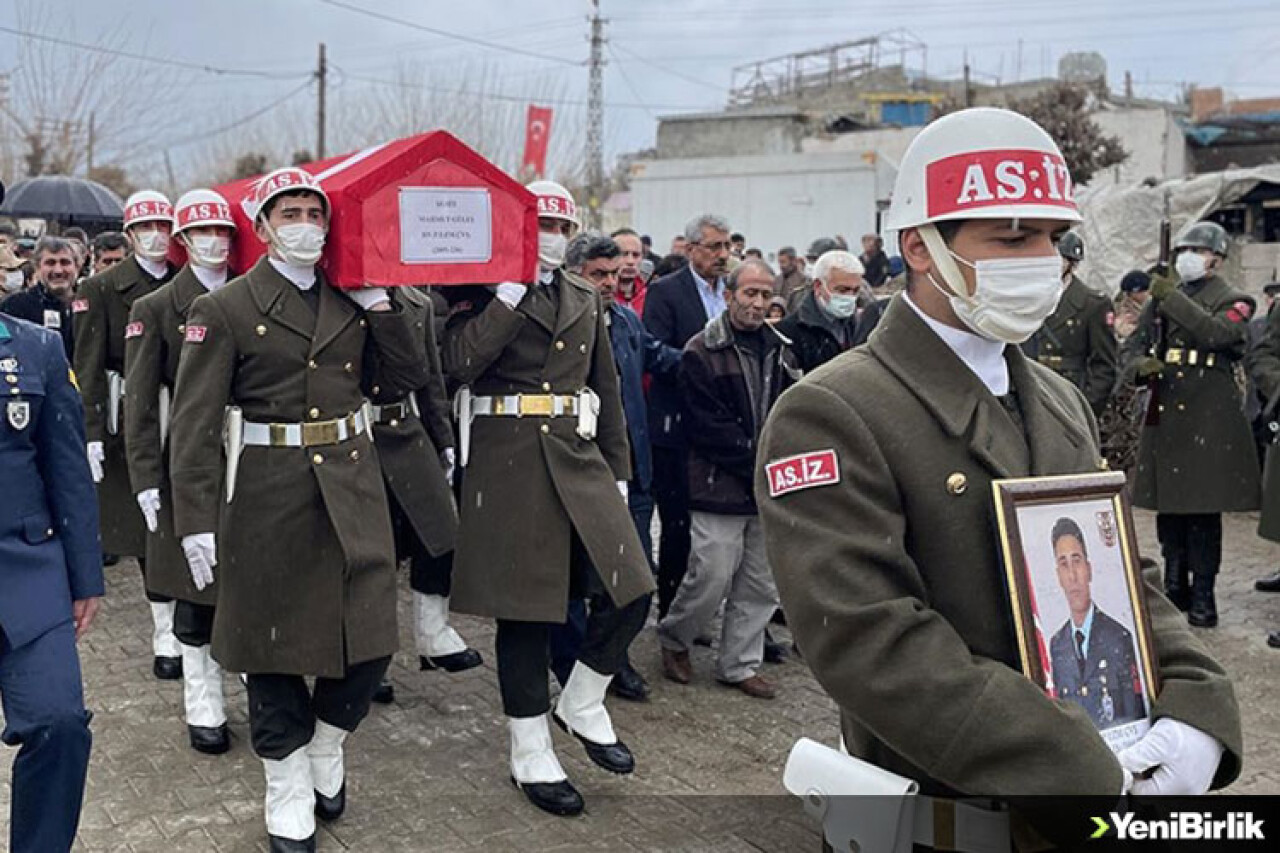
2 0 1279 185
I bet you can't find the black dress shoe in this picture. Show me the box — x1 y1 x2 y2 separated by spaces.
419 648 483 673
371 681 395 704
763 630 788 665
153 656 182 680
314 783 345 821
188 723 230 755
1255 571 1280 593
608 664 649 702
552 713 635 775
1267 631 1280 649
511 775 584 817
268 834 315 852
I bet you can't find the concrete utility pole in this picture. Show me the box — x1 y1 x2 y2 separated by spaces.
586 0 605 229
317 42 328 160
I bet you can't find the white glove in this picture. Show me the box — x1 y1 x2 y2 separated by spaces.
181 533 217 591
1117 718 1224 795
136 489 161 533
494 282 528 308
86 441 104 483
617 480 629 501
441 447 457 485
348 286 390 310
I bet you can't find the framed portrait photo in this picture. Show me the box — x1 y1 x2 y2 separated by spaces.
992 471 1160 753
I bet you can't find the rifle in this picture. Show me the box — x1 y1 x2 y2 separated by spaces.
1144 219 1171 426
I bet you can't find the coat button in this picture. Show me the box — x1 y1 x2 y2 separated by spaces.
540 424 550 434
579 343 587 353
312 453 323 464
371 385 381 395
309 407 321 419
350 449 359 461
5 374 16 384
946 472 967 495
542 382 551 391
344 362 353 373
308 360 318 369
555 341 565 351
1177 403 1186 411
389 418 399 428
359 318 368 328
256 324 267 336
178 325 185 334
1098 458 1110 471
46 527 54 537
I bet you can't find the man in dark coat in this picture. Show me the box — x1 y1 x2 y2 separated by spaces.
1021 231 1118 416
170 168 428 851
1045 518 1144 729
443 183 653 818
0 313 104 853
124 189 238 755
1 236 77 359
73 190 181 680
1245 277 1280 647
642 213 732 617
859 233 890 289
774 249 884 372
758 110 1239 833
1125 221 1260 627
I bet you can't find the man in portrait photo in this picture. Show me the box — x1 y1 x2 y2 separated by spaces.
1047 517 1145 729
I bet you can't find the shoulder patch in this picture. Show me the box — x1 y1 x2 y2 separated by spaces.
765 449 840 498
72 299 90 314
1226 301 1253 323
184 324 207 343
125 321 145 339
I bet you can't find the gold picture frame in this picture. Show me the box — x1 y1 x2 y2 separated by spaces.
993 471 1160 752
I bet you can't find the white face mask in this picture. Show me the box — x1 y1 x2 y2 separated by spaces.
538 231 568 271
1175 251 1208 282
2 271 22 293
131 228 170 262
268 223 326 266
823 291 859 320
185 234 231 269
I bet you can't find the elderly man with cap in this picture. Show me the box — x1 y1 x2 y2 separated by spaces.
758 108 1240 834
1021 232 1118 417
443 181 653 818
168 167 428 852
1125 221 1260 627
124 189 238 756
73 190 181 679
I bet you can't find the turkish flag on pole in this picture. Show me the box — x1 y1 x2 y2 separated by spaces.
521 105 553 180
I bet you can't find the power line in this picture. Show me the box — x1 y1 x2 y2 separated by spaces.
611 43 726 93
311 0 583 67
0 24 308 79
157 80 314 151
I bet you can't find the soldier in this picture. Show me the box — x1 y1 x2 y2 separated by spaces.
124 189 237 755
1125 221 1260 627
1245 272 1280 648
757 109 1240 815
369 284 482 705
73 190 181 680
169 167 428 852
1021 231 1118 416
443 181 654 817
1 311 104 853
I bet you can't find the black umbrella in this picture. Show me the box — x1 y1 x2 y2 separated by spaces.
0 175 124 226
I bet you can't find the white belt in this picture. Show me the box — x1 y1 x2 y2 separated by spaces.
241 409 369 448
472 393 579 418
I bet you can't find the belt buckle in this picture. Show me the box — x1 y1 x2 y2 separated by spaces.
520 394 554 417
302 420 340 446
1188 350 1199 366
269 423 290 446
1205 353 1216 367
1166 349 1182 365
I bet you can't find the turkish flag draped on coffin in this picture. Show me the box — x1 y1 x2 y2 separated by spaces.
210 130 538 288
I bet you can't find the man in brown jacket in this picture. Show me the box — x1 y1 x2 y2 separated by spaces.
758 110 1240 838
443 181 653 818
169 168 428 853
124 189 237 755
73 190 181 680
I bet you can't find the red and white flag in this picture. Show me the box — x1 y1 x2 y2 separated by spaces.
521 105 553 180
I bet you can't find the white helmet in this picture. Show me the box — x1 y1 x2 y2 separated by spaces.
123 190 174 230
245 166 329 223
174 189 236 235
527 179 579 235
885 108 1082 232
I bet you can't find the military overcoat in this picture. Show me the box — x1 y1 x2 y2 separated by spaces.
756 296 1242 797
124 266 217 604
1126 275 1260 514
1022 276 1117 415
442 272 655 623
73 256 175 556
371 286 457 558
168 258 428 677
1247 298 1280 540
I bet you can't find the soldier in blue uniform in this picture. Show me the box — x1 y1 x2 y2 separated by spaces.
1046 517 1144 729
0 308 105 853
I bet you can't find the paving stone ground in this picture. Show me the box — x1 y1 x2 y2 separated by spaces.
1 509 1277 851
